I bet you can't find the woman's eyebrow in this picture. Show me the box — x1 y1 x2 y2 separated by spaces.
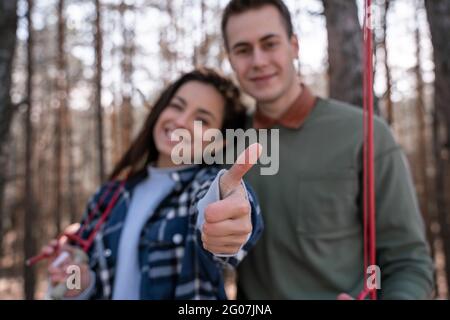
197 107 216 121
173 96 187 106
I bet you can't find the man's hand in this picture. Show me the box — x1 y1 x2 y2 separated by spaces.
202 143 262 255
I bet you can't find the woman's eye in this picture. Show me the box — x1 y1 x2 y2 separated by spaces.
169 103 183 111
196 118 210 126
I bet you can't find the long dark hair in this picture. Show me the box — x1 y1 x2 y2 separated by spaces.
109 68 246 180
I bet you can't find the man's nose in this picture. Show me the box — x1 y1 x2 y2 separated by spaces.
251 48 269 68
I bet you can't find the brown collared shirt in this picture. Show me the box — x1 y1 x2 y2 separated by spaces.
253 84 317 130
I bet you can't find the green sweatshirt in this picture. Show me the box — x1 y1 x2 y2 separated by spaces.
238 98 434 299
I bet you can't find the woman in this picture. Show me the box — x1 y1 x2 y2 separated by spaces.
40 68 263 300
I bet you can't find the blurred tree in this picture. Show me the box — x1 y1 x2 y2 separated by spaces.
426 0 450 149
193 0 207 67
54 0 66 235
119 1 135 157
413 0 434 272
159 0 180 85
0 0 19 256
24 0 37 300
94 0 105 184
425 0 450 297
322 0 363 107
60 0 76 225
379 0 394 124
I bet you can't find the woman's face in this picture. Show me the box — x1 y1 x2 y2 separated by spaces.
153 80 225 167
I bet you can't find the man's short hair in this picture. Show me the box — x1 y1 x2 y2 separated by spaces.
221 0 294 51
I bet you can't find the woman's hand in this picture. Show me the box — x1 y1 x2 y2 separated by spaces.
202 143 262 255
42 240 91 298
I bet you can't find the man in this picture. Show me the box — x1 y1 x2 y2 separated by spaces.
212 0 434 299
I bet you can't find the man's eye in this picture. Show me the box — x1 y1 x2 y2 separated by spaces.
235 48 250 55
265 42 278 49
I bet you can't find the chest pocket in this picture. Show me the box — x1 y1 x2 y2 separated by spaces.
296 169 360 239
140 216 189 249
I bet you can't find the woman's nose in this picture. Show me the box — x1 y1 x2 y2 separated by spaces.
174 111 191 129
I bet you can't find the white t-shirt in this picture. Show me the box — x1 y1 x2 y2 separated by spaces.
112 165 179 299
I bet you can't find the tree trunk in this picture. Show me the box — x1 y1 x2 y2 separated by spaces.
66 114 77 223
95 0 105 184
119 1 134 156
0 0 18 257
322 0 363 107
432 106 449 299
111 100 120 166
159 0 179 85
24 0 36 300
413 0 435 265
54 0 66 235
425 0 450 148
425 0 450 295
197 0 209 66
192 0 206 67
380 0 394 124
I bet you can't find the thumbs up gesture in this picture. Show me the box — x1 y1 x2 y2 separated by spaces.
202 143 262 255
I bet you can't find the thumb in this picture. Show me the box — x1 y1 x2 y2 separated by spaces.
337 293 355 300
220 143 262 196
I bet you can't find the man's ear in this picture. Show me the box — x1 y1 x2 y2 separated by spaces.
290 34 299 59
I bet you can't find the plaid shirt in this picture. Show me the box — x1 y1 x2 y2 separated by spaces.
75 165 263 300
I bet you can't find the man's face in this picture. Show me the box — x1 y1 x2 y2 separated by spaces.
225 5 299 104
